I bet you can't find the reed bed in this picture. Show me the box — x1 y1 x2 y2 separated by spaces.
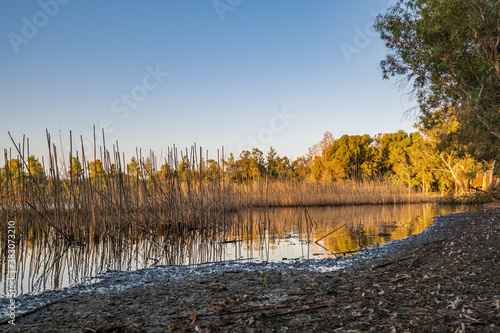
0 131 435 247
235 180 432 207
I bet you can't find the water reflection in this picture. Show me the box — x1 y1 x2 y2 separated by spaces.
1 203 475 297
221 203 475 262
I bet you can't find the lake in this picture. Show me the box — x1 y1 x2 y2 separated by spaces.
1 203 476 297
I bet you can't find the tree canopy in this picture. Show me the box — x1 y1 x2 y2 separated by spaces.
375 0 500 139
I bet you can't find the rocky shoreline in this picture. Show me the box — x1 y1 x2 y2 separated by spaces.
2 208 500 332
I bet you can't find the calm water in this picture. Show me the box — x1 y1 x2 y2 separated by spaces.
1 203 476 297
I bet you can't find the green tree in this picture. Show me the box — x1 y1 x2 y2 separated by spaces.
28 155 45 181
325 134 373 180
292 156 310 181
7 158 23 183
266 147 279 178
127 157 139 176
109 163 118 178
68 157 82 179
376 0 500 139
406 133 436 192
178 155 191 181
88 159 104 179
250 148 265 179
374 131 409 177
418 108 483 194
157 162 172 179
143 157 154 178
224 153 238 181
385 132 414 187
205 159 219 180
310 156 326 181
237 150 264 182
275 156 294 180
308 132 335 181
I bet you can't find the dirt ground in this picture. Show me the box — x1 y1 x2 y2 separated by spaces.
3 208 500 333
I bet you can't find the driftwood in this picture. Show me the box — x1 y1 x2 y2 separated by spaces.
314 242 338 258
315 224 346 243
167 301 327 326
333 249 364 256
470 186 499 201
371 247 440 271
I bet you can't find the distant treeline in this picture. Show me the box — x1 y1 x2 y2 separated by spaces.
223 108 498 194
1 110 497 200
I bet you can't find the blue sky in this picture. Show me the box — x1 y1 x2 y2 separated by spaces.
0 0 414 165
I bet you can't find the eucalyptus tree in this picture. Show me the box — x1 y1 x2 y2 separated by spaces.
376 0 500 139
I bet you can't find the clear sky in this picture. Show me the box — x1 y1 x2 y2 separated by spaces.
0 0 415 165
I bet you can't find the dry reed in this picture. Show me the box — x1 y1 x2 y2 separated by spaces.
0 131 435 247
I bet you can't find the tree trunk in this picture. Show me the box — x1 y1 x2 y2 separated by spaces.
489 160 496 187
473 111 500 139
439 154 462 195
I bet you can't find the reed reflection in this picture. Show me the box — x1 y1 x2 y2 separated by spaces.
1 203 474 297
